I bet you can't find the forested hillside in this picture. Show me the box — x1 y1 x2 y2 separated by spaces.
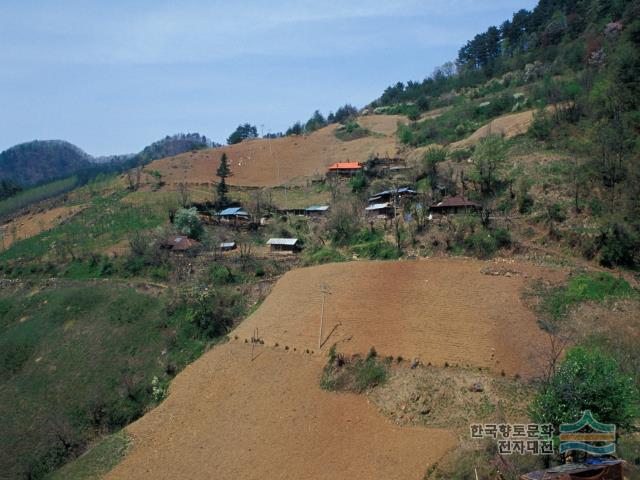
0 133 214 190
372 0 640 268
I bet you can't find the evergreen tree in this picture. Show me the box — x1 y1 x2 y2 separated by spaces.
216 153 231 207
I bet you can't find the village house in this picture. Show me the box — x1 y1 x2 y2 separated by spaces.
429 196 480 215
365 202 395 219
161 235 200 252
304 205 329 217
368 186 417 204
277 205 330 217
327 162 362 177
266 238 300 253
216 207 250 223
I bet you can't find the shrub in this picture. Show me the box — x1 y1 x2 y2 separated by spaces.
320 349 388 394
529 110 553 140
209 264 233 285
531 346 638 430
302 246 345 266
598 222 639 268
174 207 203 240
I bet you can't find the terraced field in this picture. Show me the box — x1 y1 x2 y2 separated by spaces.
234 258 564 376
106 343 455 480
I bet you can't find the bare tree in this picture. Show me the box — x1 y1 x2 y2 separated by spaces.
177 183 190 207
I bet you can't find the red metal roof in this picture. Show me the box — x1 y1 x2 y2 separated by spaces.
328 162 362 170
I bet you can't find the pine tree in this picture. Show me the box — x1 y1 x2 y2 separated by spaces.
217 153 231 207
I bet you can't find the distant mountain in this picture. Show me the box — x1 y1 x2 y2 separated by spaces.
0 140 92 186
0 133 215 188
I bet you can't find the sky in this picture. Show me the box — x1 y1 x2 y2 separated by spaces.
0 0 538 156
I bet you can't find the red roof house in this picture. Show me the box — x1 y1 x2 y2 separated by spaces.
328 162 362 176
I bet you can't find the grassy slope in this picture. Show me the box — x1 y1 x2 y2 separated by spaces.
0 284 171 478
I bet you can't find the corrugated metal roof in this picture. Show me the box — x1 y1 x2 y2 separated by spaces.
218 207 248 216
369 186 416 200
365 202 391 211
266 238 298 246
305 205 329 212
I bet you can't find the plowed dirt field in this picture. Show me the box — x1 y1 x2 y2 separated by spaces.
145 115 404 187
234 258 563 376
106 342 455 480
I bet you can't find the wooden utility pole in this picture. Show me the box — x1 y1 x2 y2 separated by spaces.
318 283 332 349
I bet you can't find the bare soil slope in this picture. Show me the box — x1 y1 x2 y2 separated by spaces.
0 204 85 248
107 343 455 480
450 110 535 150
234 258 563 376
145 115 403 187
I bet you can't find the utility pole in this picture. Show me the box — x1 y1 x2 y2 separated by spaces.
318 283 332 350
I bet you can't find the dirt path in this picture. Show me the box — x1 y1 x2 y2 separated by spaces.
107 343 455 480
234 258 565 376
145 115 403 187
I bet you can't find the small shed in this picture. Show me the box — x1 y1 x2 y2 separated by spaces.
305 205 329 216
328 162 362 176
219 241 236 251
520 460 624 480
429 196 479 215
162 236 200 251
266 238 299 253
365 202 394 218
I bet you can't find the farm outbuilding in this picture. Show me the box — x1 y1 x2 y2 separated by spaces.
304 205 329 216
368 187 416 204
266 238 299 253
327 162 362 176
429 196 480 215
365 202 394 218
219 241 236 251
162 236 200 251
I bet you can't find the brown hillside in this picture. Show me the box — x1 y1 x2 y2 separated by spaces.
145 115 404 187
234 258 564 376
107 343 455 480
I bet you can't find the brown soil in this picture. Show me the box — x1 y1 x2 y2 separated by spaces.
0 205 85 248
107 343 455 480
233 258 565 376
370 365 534 428
450 110 536 150
145 115 403 188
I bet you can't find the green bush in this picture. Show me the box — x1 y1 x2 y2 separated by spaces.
174 207 203 240
302 246 346 266
598 222 639 268
531 346 638 430
209 264 234 285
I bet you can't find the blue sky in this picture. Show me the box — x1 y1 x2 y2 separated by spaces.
0 0 538 156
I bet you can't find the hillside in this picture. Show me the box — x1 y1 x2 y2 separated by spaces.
1 0 640 479
0 140 92 186
145 115 404 187
0 133 213 190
